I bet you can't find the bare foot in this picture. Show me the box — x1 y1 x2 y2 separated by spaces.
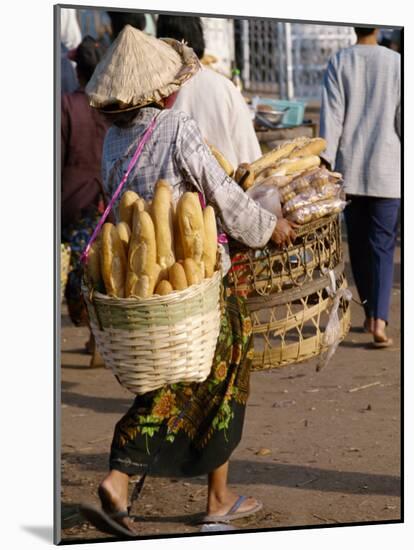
207 489 260 517
373 318 393 347
98 473 138 534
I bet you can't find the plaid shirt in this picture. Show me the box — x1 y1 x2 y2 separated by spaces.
102 107 276 261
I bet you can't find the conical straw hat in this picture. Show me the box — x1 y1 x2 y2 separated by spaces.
86 25 200 112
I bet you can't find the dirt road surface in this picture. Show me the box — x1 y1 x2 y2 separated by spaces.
59 238 401 543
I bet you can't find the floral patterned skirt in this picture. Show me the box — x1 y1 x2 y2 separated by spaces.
109 293 254 478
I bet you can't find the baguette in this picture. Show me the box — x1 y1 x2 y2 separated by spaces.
151 180 175 277
288 137 327 159
235 163 255 190
202 206 217 278
207 143 234 176
273 155 321 176
176 192 204 265
119 190 143 228
87 239 102 288
249 141 300 176
168 262 188 290
174 211 185 261
116 222 131 256
183 258 203 286
155 279 174 296
125 211 157 298
100 223 127 297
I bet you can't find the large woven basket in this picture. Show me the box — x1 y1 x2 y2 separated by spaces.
82 270 222 394
227 214 351 369
61 243 71 303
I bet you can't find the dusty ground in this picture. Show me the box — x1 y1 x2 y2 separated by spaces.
59 237 401 543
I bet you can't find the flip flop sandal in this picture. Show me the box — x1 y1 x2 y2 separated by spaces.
79 504 137 538
372 337 393 348
201 496 263 524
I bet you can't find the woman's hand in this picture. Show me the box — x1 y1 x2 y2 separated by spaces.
271 218 298 247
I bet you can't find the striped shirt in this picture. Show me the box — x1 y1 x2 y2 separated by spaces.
102 107 276 270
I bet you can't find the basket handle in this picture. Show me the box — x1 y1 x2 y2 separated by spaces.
80 112 160 264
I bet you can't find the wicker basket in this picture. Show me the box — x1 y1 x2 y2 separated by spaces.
82 270 222 394
227 214 351 369
246 267 351 370
228 214 342 298
61 244 71 303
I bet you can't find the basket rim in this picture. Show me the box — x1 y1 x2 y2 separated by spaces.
83 268 222 307
229 213 338 256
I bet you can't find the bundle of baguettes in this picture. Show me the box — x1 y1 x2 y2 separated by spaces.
234 137 328 190
86 181 219 298
233 136 346 225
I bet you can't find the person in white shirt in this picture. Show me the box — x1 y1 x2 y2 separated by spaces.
156 15 261 168
60 8 82 94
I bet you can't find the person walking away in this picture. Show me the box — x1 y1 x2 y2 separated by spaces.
156 15 262 167
79 26 296 537
320 27 401 347
61 36 111 357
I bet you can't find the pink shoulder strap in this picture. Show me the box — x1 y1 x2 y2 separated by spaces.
80 113 159 263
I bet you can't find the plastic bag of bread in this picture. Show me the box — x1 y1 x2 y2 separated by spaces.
283 187 318 214
291 176 311 193
286 198 347 224
246 182 283 218
279 183 297 203
283 183 342 214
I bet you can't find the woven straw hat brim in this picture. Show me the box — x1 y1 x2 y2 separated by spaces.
86 26 200 112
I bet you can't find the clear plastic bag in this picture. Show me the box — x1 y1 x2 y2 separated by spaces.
291 176 311 193
286 198 347 224
316 269 352 371
246 181 283 218
282 187 317 215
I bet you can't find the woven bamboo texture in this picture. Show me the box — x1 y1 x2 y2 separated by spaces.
249 271 351 370
82 270 222 394
228 214 342 298
227 214 351 369
61 244 71 303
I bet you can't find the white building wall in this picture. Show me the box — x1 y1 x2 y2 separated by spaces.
201 17 235 77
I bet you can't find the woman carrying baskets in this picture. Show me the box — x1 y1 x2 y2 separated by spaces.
80 26 296 537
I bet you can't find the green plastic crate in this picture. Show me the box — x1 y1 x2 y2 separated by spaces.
258 98 306 126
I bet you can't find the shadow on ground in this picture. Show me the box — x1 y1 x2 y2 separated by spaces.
61 452 400 498
62 390 131 414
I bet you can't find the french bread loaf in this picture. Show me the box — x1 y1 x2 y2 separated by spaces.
235 163 255 190
168 262 188 290
288 138 327 159
155 279 173 296
202 205 217 278
273 155 321 176
250 141 300 176
125 210 157 298
87 239 102 288
100 223 127 298
183 258 203 286
116 222 131 256
207 143 234 176
119 190 142 228
176 192 204 265
151 180 175 277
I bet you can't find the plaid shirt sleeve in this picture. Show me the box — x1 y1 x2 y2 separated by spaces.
175 116 277 248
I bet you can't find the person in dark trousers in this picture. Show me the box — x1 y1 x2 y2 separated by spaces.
320 27 400 347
